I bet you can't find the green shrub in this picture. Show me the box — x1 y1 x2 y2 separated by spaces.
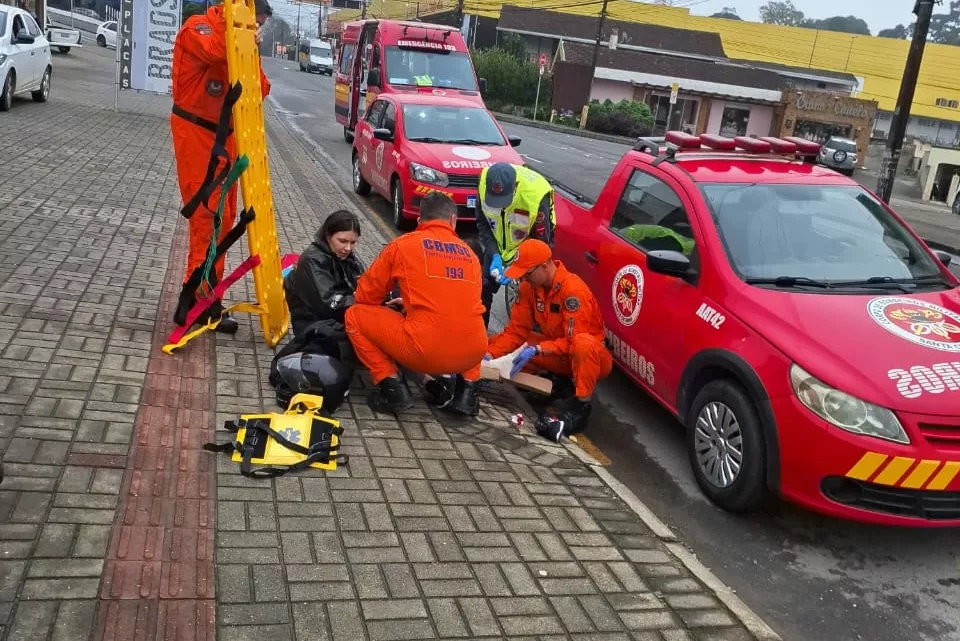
470 46 552 115
585 99 654 138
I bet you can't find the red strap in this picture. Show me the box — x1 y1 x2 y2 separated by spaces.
166 255 262 345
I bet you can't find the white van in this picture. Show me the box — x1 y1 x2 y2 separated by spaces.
299 38 333 75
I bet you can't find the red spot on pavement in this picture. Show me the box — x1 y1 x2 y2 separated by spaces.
93 220 217 640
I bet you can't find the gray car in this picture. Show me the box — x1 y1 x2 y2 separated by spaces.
816 136 858 176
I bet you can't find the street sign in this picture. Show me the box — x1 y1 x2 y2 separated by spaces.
670 82 679 105
539 53 547 67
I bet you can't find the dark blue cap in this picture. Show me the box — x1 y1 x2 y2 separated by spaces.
483 162 516 211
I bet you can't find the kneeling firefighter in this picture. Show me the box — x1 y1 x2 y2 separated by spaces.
170 0 274 333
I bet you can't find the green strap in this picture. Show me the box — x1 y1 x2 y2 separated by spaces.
200 154 250 296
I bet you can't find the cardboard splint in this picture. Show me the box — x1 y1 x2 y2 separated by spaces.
479 344 553 395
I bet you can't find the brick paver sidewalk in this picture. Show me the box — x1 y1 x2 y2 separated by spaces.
0 51 778 641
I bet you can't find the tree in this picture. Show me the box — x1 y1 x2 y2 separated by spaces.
710 7 741 20
759 0 805 26
803 15 871 35
878 24 911 39
498 33 528 64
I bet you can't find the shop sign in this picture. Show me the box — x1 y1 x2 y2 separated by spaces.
795 94 869 120
120 0 183 95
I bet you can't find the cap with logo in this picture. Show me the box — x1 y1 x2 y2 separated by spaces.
504 238 552 279
483 162 517 212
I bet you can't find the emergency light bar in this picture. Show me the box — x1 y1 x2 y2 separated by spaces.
639 130 822 162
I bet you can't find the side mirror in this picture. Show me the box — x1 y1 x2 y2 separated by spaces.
645 250 691 277
367 68 381 88
16 33 36 45
934 250 953 267
373 128 392 141
478 78 487 95
507 135 521 148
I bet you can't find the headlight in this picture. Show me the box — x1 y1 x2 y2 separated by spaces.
410 162 448 186
790 364 909 444
0 54 7 66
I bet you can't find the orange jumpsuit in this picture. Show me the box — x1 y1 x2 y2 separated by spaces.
345 219 489 384
488 261 613 398
170 6 271 289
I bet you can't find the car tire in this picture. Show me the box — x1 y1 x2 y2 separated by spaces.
97 34 106 47
343 127 354 143
352 151 371 196
392 177 413 232
686 379 770 513
58 46 70 54
32 67 50 103
0 72 14 112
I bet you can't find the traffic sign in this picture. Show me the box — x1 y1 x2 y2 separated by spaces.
670 82 679 105
539 53 547 67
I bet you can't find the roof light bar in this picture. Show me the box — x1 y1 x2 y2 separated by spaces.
699 135 737 151
758 137 798 154
664 131 701 149
782 137 822 156
734 136 772 153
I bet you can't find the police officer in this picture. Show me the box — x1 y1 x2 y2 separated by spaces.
475 162 555 327
484 239 612 442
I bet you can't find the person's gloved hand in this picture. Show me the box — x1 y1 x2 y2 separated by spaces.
510 345 537 378
489 254 504 280
482 353 492 362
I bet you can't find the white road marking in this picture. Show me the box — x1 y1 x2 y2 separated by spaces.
522 154 543 164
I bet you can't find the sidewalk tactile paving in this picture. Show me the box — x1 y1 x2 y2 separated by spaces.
0 48 767 641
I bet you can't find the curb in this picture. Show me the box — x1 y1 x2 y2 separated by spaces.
924 237 960 256
566 442 784 641
493 112 636 146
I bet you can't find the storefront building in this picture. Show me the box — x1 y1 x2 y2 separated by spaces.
773 90 878 164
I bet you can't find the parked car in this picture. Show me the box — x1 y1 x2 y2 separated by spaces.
96 20 117 48
351 93 523 230
45 16 82 54
0 5 52 111
817 136 858 176
552 131 960 528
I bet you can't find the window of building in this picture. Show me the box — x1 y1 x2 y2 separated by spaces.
719 106 750 137
646 94 699 135
935 98 959 109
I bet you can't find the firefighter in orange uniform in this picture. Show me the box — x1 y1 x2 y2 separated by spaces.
345 193 488 415
485 238 613 441
170 0 274 334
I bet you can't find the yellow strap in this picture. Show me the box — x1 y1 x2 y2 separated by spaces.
161 302 265 354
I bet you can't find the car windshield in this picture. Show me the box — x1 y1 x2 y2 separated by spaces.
828 139 857 153
700 183 949 287
385 47 477 91
311 46 330 57
402 104 504 145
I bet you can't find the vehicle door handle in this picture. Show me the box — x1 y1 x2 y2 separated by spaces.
584 250 598 265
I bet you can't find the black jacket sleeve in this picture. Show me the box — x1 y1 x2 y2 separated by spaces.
530 191 555 247
286 248 357 325
474 196 501 264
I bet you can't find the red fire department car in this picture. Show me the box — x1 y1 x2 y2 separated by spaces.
553 131 960 527
351 93 523 229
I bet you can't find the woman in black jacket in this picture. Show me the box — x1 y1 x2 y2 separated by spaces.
284 210 365 340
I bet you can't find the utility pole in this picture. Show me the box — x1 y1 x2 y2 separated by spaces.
876 0 936 204
588 0 610 102
361 0 368 20
295 0 302 55
455 0 464 27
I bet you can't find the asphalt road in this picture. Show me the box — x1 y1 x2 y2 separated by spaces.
256 55 960 641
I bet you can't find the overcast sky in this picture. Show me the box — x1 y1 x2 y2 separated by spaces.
690 0 928 34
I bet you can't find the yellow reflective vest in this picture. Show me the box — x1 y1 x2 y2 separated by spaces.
478 164 554 262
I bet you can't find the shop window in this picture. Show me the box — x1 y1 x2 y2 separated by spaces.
793 119 851 145
646 94 699 136
719 107 750 137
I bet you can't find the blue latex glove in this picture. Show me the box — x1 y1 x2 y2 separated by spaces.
510 346 537 378
482 353 492 361
489 254 504 280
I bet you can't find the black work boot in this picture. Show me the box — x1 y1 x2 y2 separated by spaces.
196 300 239 335
174 283 196 326
446 375 481 417
368 376 413 413
535 398 592 443
424 376 456 408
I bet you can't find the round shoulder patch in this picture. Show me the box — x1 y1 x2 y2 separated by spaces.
194 22 212 35
564 296 580 312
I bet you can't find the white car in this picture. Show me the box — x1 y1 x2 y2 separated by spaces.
96 20 116 48
0 5 52 111
45 17 82 54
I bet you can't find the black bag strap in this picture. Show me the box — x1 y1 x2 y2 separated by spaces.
180 81 244 220
181 206 256 298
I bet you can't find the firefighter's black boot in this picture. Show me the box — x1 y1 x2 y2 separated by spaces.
368 376 413 413
447 375 480 417
424 376 456 408
535 398 592 443
202 300 239 335
174 283 195 326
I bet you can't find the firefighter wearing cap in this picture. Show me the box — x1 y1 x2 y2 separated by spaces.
484 238 612 441
475 162 555 327
170 0 274 334
345 193 488 415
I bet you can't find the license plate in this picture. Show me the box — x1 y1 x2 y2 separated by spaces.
466 195 477 208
